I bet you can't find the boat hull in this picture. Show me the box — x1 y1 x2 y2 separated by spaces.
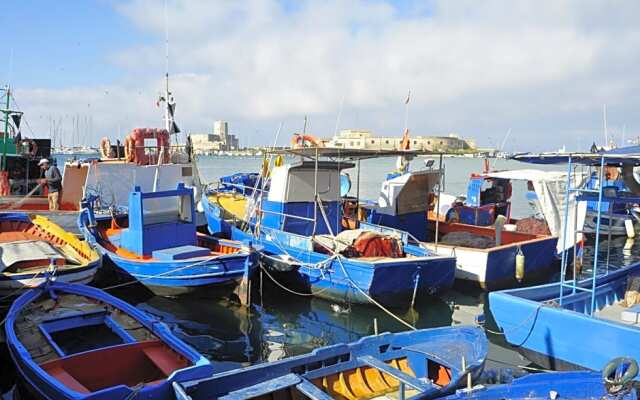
0 213 102 299
443 371 636 399
489 263 640 372
5 282 213 400
184 326 487 399
78 208 255 297
99 246 252 297
0 263 99 297
583 210 635 236
426 237 558 290
204 199 456 308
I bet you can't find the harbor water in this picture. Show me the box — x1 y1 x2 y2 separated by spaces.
2 155 636 394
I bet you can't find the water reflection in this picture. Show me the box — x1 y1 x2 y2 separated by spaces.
109 277 473 372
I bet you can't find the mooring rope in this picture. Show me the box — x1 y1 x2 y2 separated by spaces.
259 264 329 297
101 252 243 291
334 255 417 331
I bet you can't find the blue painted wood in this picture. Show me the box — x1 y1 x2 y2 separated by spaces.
295 378 335 400
79 187 256 296
219 374 301 400
358 355 433 391
490 261 640 373
4 281 213 400
121 183 196 256
442 371 638 399
152 245 211 261
202 192 456 308
184 326 487 399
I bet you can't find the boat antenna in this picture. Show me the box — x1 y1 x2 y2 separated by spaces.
1 85 10 171
333 94 345 138
603 104 608 147
164 0 171 135
499 128 512 153
403 89 411 132
303 115 308 134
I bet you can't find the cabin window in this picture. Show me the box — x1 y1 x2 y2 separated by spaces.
39 310 136 357
385 140 389 144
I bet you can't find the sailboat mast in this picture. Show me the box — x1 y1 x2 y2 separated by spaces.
2 85 10 171
165 73 170 133
163 0 172 135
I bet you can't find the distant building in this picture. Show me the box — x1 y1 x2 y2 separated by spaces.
325 129 476 152
190 120 239 153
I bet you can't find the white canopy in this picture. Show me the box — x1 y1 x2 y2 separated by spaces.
486 169 588 253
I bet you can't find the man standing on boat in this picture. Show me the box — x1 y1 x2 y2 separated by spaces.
38 158 62 210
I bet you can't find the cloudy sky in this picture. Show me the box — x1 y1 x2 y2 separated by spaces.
4 0 640 151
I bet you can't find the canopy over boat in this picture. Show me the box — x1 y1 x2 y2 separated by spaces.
268 147 437 161
513 152 640 166
483 169 587 252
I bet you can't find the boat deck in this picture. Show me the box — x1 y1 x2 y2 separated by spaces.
595 302 640 326
208 193 248 221
15 293 157 364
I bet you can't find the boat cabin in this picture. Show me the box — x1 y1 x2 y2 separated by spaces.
60 158 195 213
261 160 352 236
116 183 207 259
365 169 442 241
450 174 513 226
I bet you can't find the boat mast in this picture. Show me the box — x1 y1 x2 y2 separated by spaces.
2 85 10 171
163 0 174 140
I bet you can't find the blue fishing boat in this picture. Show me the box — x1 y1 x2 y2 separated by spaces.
365 163 564 290
0 213 101 297
178 326 487 399
203 147 456 309
490 152 640 372
444 367 638 399
4 281 213 400
79 183 256 298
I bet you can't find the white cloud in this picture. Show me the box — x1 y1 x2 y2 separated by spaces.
12 0 640 150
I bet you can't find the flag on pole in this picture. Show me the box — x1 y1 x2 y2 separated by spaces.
400 128 410 150
404 90 411 104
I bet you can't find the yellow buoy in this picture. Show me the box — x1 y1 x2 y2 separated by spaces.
274 155 284 167
515 247 525 282
625 218 635 238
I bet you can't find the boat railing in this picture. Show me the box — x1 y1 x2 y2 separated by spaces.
97 144 191 164
214 181 267 196
557 154 632 315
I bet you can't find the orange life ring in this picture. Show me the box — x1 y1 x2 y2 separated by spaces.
129 128 170 165
291 133 323 149
124 136 135 162
100 137 114 159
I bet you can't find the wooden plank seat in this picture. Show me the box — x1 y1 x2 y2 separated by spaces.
357 355 433 392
